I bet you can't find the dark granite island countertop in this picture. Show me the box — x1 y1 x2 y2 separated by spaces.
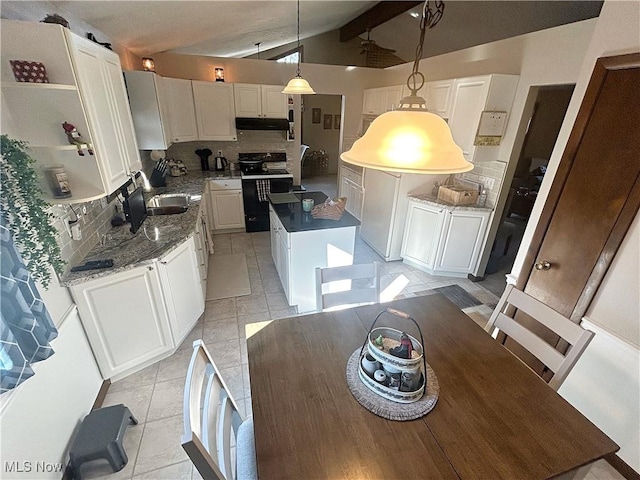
268 191 361 233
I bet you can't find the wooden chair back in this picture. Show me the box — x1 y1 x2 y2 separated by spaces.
315 262 380 312
485 284 594 390
182 340 251 480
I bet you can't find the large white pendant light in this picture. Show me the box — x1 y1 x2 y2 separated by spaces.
282 0 315 95
341 1 472 174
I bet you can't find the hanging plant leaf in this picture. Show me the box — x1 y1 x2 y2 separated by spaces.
1 135 65 288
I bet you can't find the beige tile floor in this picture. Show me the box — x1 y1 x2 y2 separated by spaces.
83 231 623 480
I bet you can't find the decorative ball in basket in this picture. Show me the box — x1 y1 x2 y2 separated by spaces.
356 308 427 403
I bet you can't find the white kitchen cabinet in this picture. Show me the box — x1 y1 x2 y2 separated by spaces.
70 263 173 380
423 79 455 118
1 20 141 203
193 202 212 297
401 198 492 277
448 74 519 163
124 71 172 149
270 208 291 301
208 179 245 230
192 80 237 141
362 85 403 116
157 237 204 346
234 83 287 118
163 77 198 143
360 169 436 261
401 202 446 270
339 165 364 220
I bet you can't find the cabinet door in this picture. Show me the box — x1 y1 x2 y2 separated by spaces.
67 34 130 192
385 85 403 111
435 210 490 274
363 88 386 115
70 265 172 379
210 189 245 230
192 81 237 141
424 79 455 118
401 202 445 269
270 207 279 264
261 85 288 118
448 76 491 162
124 71 172 150
234 83 261 117
360 169 399 258
158 237 204 346
163 77 198 143
102 55 142 173
342 177 363 220
276 228 290 300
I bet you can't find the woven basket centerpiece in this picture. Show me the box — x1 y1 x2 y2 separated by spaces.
311 197 347 220
356 308 427 404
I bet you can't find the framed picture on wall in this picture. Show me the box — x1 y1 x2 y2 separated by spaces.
334 115 341 129
312 108 321 124
323 114 332 129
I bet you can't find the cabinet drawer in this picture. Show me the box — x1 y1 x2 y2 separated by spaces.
341 166 363 186
208 179 241 191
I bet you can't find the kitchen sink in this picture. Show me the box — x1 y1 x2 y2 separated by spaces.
146 194 190 215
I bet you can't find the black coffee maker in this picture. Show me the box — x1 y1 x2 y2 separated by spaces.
195 149 212 171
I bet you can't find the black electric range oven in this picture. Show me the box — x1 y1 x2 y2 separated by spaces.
240 152 293 232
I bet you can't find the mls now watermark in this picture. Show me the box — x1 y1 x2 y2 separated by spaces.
4 461 64 473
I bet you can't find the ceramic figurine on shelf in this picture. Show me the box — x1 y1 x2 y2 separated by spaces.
62 122 94 156
389 333 413 359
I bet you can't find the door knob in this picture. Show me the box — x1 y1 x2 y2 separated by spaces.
534 260 552 271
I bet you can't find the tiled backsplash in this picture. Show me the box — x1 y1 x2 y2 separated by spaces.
163 131 296 173
49 196 120 275
459 160 507 208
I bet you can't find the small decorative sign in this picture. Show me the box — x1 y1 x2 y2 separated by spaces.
474 111 507 146
10 60 49 83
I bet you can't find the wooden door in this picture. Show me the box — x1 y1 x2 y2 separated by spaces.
511 54 640 374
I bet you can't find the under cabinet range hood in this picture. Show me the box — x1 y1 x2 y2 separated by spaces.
235 117 289 131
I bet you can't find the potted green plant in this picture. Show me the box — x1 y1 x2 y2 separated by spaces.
1 135 64 288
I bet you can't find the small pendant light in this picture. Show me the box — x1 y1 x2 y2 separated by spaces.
341 1 472 174
282 0 315 95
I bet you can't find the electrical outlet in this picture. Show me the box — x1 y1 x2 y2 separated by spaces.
218 150 223 157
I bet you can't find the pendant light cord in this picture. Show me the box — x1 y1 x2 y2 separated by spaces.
296 0 301 77
407 0 445 95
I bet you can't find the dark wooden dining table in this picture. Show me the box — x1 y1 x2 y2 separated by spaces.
247 294 618 479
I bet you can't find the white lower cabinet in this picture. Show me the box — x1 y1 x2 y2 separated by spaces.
70 236 205 380
157 237 205 346
208 179 245 231
70 263 173 380
270 207 291 300
401 199 491 277
193 204 211 298
339 165 364 220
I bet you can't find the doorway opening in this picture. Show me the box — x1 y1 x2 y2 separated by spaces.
300 94 344 198
482 84 575 297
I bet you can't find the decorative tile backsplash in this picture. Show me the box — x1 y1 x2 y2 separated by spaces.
459 160 507 208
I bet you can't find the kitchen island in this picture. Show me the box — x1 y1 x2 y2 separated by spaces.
269 191 360 313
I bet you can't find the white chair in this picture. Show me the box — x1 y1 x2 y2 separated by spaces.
485 284 595 390
182 340 257 480
300 144 310 164
315 263 380 312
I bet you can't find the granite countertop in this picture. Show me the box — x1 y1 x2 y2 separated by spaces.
408 194 493 212
269 191 361 233
60 169 239 287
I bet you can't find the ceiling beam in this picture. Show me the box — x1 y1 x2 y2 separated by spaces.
340 1 423 42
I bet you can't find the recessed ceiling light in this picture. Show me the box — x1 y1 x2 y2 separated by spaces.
409 11 420 18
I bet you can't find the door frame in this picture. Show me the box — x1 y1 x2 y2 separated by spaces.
516 52 640 321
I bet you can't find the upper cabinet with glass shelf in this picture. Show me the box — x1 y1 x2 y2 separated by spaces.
1 20 141 204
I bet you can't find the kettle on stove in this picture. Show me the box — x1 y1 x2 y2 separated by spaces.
214 155 228 171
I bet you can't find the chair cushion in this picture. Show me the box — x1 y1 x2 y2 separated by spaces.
236 416 257 480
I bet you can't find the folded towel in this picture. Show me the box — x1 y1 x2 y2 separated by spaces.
257 180 270 202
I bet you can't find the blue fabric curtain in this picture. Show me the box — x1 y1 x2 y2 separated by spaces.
0 225 58 394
